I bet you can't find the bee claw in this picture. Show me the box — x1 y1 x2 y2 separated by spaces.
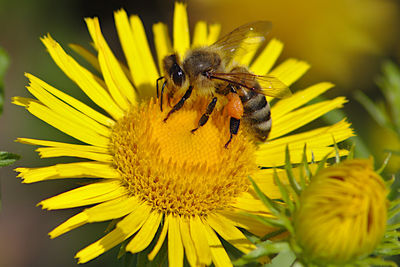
191 128 198 134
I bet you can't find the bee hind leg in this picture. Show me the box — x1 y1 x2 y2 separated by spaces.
164 86 193 122
225 117 240 148
191 97 217 133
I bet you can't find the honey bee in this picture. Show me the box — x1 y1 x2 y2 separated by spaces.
157 21 291 147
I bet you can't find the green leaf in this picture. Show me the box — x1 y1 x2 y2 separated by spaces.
0 47 9 113
265 249 297 267
234 241 290 266
379 61 400 133
0 151 20 167
354 90 392 130
359 257 397 267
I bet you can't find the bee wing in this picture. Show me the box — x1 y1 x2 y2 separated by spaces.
253 75 292 98
211 72 292 99
211 21 272 64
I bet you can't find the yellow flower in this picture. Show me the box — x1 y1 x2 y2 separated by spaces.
294 159 388 265
14 2 353 266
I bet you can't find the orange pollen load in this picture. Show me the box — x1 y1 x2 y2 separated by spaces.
226 92 244 119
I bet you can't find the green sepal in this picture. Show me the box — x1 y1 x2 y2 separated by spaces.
376 152 392 174
273 168 295 213
249 176 281 216
284 145 301 194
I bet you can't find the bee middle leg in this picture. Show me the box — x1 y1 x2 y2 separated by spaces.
224 117 240 148
191 97 217 133
164 86 193 122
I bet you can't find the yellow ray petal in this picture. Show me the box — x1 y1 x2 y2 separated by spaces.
69 43 135 85
12 96 39 106
153 22 173 72
49 195 139 238
38 180 126 210
148 215 169 261
41 35 124 119
25 73 114 127
168 214 184 267
261 119 354 151
252 165 318 199
173 2 190 58
115 10 159 98
252 169 282 199
257 147 349 167
179 217 197 267
76 202 151 264
220 210 278 237
207 213 255 254
271 82 335 120
203 221 233 267
68 43 101 72
126 211 162 253
190 215 212 265
86 17 135 109
270 97 347 139
20 100 109 147
232 192 271 214
36 147 112 162
26 80 111 137
192 21 207 48
129 15 160 89
16 138 109 153
270 58 310 86
207 24 221 45
16 162 119 183
250 38 284 75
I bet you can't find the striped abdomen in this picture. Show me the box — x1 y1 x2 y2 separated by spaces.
239 89 271 141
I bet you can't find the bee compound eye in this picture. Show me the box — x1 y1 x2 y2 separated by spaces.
171 63 185 87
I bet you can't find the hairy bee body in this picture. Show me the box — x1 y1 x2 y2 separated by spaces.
158 21 290 147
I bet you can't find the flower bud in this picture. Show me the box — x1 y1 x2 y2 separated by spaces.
294 159 388 265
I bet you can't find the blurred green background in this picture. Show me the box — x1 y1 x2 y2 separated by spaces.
0 0 399 266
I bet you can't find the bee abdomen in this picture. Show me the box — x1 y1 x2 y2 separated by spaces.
241 91 272 141
251 118 272 141
241 91 267 113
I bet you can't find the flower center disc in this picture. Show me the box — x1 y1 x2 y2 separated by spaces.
111 98 257 216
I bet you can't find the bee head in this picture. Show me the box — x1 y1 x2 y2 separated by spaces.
163 54 186 88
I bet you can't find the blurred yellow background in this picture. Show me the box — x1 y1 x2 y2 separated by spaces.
0 0 399 266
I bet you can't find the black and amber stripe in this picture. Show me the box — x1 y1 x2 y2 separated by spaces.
240 90 272 141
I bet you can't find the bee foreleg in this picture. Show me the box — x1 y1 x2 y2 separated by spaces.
225 117 240 148
163 86 193 122
156 76 164 98
160 81 167 112
191 97 217 133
